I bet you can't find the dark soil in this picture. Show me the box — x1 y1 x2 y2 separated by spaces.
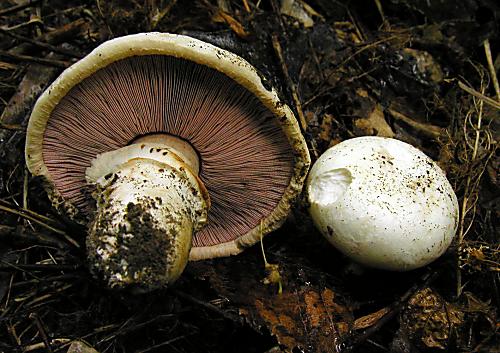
0 1 498 352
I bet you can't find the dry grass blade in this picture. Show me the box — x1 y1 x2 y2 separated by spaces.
0 0 42 17
455 66 497 297
0 27 83 59
0 201 80 248
272 34 307 132
387 107 443 139
483 39 500 102
136 334 192 353
0 50 70 68
0 122 23 130
458 81 500 111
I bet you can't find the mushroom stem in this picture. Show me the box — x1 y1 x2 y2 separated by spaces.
85 139 209 290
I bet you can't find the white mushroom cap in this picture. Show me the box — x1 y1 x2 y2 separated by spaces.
307 136 459 271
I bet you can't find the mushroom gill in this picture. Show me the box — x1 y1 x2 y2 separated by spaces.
42 55 295 248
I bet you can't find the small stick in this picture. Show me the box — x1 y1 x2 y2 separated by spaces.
0 50 69 68
0 203 80 248
0 199 60 225
272 34 308 131
29 313 53 353
0 123 23 130
23 168 30 229
458 81 500 110
22 339 71 353
242 0 251 13
387 108 443 139
136 335 190 353
0 0 42 17
0 224 68 249
373 0 388 28
483 39 500 102
0 262 80 272
173 289 243 324
97 314 175 344
0 28 83 59
38 18 88 48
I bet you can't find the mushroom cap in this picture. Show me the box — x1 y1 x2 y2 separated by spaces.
307 136 459 271
26 32 310 260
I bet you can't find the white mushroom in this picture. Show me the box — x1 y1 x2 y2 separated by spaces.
25 33 310 290
307 136 459 271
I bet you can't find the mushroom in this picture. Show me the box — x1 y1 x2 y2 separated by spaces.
26 33 310 290
307 136 458 271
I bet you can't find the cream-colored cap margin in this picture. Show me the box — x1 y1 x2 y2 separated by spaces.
25 32 311 261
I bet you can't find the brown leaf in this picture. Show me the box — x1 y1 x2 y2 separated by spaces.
67 340 100 353
213 11 250 38
189 248 353 352
353 307 390 330
253 287 349 352
354 103 394 137
402 288 464 350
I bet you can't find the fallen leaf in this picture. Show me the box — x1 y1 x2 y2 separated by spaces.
354 103 394 137
353 307 390 330
213 11 250 38
67 340 99 353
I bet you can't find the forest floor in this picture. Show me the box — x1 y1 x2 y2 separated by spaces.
0 1 498 352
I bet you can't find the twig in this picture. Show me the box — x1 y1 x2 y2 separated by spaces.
387 107 443 139
458 81 500 111
96 314 176 349
0 262 81 272
373 0 388 29
11 274 81 289
37 19 89 50
173 289 244 324
310 35 404 100
0 199 60 226
0 203 80 248
0 0 42 17
483 39 500 102
23 168 30 229
29 313 53 353
242 0 251 13
136 334 191 353
272 34 307 131
22 339 71 353
0 50 69 68
0 27 83 59
0 123 23 130
150 0 178 30
0 224 70 249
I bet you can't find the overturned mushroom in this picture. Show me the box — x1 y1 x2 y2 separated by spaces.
26 33 310 290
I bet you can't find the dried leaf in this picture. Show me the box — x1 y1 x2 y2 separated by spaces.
353 307 390 330
281 0 314 28
402 288 464 350
213 11 249 38
67 340 99 353
254 287 349 352
354 103 395 137
189 249 353 352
